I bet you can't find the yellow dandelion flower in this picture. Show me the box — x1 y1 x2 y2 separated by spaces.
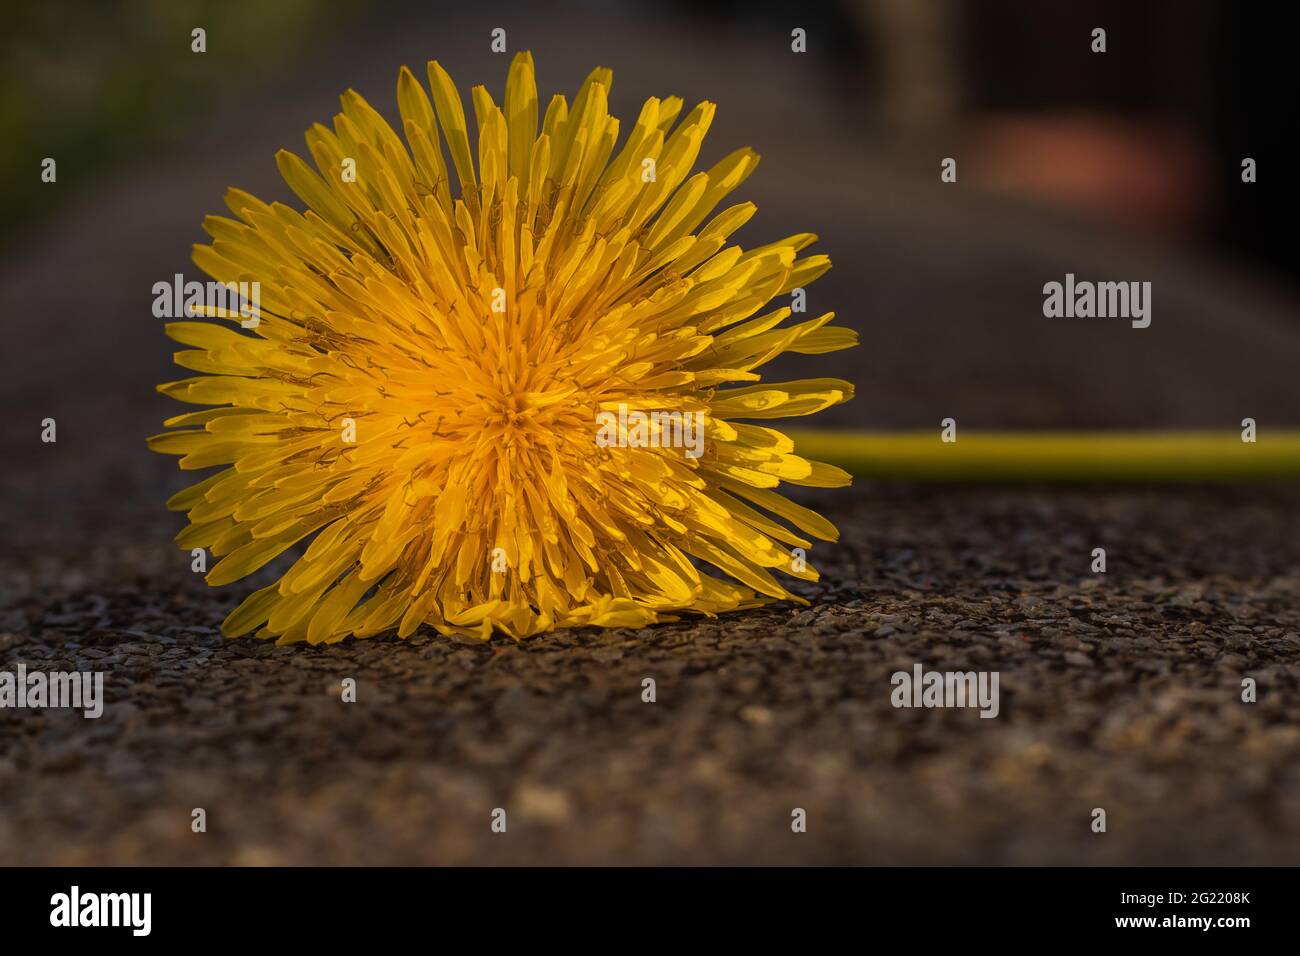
148 53 856 644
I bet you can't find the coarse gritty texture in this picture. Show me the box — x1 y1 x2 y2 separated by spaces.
3 483 1299 865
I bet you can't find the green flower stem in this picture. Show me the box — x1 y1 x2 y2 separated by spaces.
785 429 1300 482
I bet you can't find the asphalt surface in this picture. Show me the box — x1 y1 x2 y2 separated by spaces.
3 482 1298 865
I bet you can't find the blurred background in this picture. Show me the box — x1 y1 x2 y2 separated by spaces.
0 0 1293 466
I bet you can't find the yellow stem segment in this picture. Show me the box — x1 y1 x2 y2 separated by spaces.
785 429 1300 482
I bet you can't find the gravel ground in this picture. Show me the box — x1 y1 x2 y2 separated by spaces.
2 483 1298 866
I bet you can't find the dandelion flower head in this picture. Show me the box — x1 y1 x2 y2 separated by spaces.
149 53 856 643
